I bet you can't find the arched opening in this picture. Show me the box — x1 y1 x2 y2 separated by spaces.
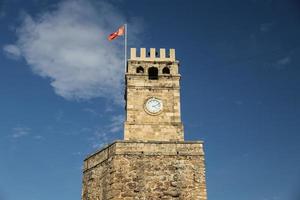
148 67 158 80
136 66 144 73
162 67 170 74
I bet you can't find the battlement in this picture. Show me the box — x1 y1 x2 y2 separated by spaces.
130 48 176 61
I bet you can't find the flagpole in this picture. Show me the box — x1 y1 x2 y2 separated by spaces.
124 23 127 73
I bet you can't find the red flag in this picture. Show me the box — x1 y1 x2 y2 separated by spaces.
108 25 125 41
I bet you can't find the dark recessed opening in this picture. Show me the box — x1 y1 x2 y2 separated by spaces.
148 67 158 80
136 66 144 73
162 67 170 74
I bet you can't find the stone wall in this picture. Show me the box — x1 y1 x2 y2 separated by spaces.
82 141 207 200
124 49 184 142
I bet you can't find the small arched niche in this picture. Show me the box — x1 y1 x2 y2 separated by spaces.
136 66 144 73
148 67 158 80
162 67 170 74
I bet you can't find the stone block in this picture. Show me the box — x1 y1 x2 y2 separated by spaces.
82 141 207 200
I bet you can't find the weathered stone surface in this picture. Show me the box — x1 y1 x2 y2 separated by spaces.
81 48 208 200
82 141 207 200
124 48 184 141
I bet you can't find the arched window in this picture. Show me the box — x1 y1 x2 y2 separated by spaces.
162 67 170 74
148 67 158 80
136 66 144 73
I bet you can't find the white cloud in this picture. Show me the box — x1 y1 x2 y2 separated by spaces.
3 0 140 103
91 114 123 149
11 127 31 138
107 114 123 133
234 100 243 105
3 44 21 59
260 22 274 32
0 3 6 19
83 108 101 117
274 56 291 70
277 56 291 66
54 110 64 121
33 135 44 140
261 195 281 200
72 151 82 156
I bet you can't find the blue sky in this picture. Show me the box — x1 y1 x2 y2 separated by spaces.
1 0 300 200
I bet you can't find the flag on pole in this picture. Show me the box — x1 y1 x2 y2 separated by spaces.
108 25 125 41
107 24 127 73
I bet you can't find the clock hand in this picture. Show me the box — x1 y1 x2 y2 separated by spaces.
153 103 160 108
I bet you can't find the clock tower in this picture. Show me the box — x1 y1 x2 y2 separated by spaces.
82 48 207 200
124 48 183 141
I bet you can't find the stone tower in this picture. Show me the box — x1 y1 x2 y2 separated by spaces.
125 48 183 141
82 48 207 200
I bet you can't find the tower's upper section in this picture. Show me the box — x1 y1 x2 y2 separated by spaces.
127 48 179 78
129 48 176 62
124 47 184 142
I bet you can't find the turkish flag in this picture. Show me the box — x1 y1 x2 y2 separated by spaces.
108 25 125 41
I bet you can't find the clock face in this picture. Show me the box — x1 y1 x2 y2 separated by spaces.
145 98 163 114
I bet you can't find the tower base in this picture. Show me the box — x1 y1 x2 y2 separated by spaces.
82 140 207 200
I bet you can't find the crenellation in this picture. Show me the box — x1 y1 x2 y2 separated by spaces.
150 48 156 59
129 48 176 61
160 48 166 59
